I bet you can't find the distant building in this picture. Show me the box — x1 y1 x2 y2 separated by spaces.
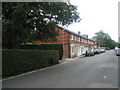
35 26 97 58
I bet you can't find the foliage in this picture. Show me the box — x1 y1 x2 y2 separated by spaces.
2 49 59 77
100 47 105 49
20 44 63 60
2 2 81 49
92 30 116 49
118 42 120 48
105 47 111 50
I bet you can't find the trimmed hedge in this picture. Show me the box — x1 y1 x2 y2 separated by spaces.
20 44 63 60
2 49 59 77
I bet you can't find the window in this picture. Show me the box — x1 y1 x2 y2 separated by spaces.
73 35 75 40
81 38 83 43
88 40 89 44
78 38 80 42
86 40 88 44
77 37 79 42
83 39 85 43
75 36 77 41
71 35 74 40
79 38 81 42
92 42 94 44
76 36 78 41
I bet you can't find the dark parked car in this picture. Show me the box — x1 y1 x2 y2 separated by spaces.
85 50 95 56
116 48 120 56
94 49 101 54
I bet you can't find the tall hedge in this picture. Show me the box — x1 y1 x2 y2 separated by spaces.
20 44 63 60
2 49 59 77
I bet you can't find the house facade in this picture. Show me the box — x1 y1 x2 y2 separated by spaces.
35 26 97 58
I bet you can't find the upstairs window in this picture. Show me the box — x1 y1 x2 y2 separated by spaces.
70 35 74 40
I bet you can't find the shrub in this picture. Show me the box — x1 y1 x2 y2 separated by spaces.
118 43 120 48
2 49 59 77
20 44 63 60
105 47 111 50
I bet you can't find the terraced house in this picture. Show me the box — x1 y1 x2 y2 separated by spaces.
35 26 97 58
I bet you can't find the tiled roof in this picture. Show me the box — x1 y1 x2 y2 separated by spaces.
57 25 95 42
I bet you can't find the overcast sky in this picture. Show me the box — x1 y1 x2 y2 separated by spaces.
65 0 119 42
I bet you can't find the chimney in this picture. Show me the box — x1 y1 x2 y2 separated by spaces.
78 31 81 35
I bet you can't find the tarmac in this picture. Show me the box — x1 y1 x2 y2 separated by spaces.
2 55 85 81
59 55 85 64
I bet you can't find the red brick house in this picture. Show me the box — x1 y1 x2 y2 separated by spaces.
35 26 97 58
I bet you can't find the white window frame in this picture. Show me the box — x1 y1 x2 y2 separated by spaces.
71 34 74 40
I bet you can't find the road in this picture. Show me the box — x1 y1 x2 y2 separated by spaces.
2 50 118 88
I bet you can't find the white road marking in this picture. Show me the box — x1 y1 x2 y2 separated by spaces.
104 76 106 78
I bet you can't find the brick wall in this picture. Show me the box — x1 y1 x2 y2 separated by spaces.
63 44 70 58
34 27 71 58
34 26 96 59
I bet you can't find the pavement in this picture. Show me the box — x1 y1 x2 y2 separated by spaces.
59 55 85 64
2 50 118 88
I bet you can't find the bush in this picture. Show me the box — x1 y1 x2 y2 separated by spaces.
2 49 59 77
20 44 63 60
100 47 105 49
118 43 120 48
105 47 111 50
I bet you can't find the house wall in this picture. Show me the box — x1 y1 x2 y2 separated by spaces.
69 33 96 57
63 44 70 58
34 27 71 58
70 44 82 57
34 27 97 58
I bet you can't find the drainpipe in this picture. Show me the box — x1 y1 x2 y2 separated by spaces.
63 29 65 59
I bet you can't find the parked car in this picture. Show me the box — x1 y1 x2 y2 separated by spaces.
85 50 95 56
100 49 105 53
94 49 101 54
115 47 118 52
116 48 120 56
82 51 86 55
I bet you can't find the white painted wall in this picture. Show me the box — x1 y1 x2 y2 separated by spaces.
70 44 96 57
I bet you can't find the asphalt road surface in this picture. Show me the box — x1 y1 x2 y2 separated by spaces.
2 50 118 88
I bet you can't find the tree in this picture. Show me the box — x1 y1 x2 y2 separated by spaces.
92 30 116 49
116 42 120 48
118 43 120 48
2 2 81 48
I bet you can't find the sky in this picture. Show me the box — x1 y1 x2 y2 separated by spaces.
65 0 119 42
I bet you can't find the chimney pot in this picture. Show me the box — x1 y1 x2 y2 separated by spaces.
78 31 80 35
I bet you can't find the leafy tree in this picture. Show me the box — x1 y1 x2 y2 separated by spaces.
116 42 120 48
92 30 116 49
2 2 81 48
118 43 120 48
